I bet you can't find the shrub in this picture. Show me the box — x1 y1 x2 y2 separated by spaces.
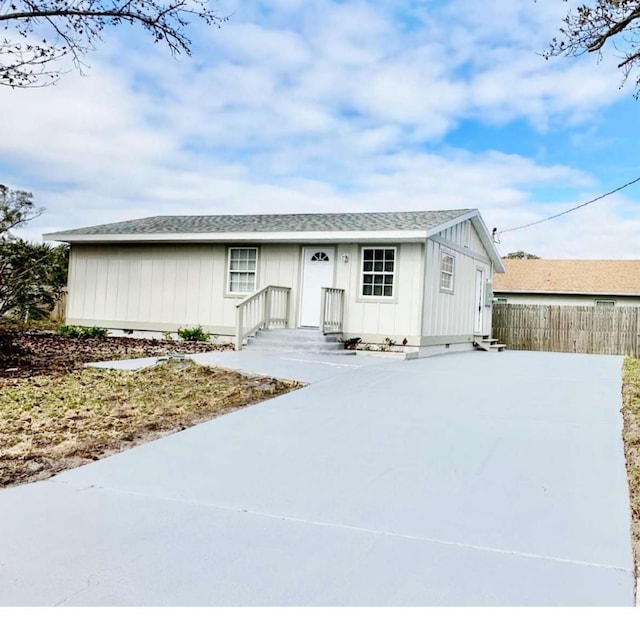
82 326 109 338
56 325 80 337
56 325 108 338
177 326 209 342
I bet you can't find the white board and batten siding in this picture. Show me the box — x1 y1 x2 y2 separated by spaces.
67 243 302 333
66 219 496 345
334 242 425 345
422 220 493 344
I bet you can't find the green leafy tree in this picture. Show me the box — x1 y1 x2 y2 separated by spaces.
0 185 68 322
0 0 228 88
502 251 541 259
0 240 68 321
0 184 43 238
543 0 640 96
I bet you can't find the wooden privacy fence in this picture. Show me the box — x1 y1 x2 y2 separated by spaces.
492 304 640 357
50 291 67 322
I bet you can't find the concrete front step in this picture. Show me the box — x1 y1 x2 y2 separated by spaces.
247 341 345 352
474 336 507 352
246 347 356 356
249 331 339 344
246 328 348 355
475 343 506 352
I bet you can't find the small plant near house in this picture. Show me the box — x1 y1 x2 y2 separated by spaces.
55 325 80 337
177 326 210 342
56 325 108 338
162 330 174 341
352 337 411 353
343 337 362 350
82 326 109 338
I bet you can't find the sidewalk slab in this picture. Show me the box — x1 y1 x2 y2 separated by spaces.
0 481 632 606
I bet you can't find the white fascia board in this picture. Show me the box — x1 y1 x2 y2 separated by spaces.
495 289 640 297
470 214 505 273
43 230 429 243
424 210 505 273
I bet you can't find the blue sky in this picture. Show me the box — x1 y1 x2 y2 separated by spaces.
1 0 640 257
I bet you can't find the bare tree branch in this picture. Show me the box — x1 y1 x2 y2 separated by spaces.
586 6 640 51
542 0 640 97
0 0 229 87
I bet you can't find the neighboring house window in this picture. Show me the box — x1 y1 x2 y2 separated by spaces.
228 247 258 293
361 247 395 297
595 299 615 307
493 297 508 305
440 251 455 292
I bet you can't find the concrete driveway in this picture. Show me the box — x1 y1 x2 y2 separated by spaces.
0 350 634 605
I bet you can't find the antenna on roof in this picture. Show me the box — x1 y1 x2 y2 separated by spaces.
491 227 502 244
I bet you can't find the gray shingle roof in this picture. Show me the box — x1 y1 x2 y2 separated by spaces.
49 210 473 236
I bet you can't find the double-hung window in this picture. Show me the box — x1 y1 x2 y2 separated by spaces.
361 247 395 298
440 251 455 292
228 247 257 294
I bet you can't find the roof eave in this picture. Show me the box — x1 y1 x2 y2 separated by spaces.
493 289 640 297
425 209 505 272
43 229 431 244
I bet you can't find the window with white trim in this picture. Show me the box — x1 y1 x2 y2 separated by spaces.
228 247 257 293
361 247 395 298
595 299 615 307
440 251 455 292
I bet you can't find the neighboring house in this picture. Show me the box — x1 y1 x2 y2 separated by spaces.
44 209 504 356
493 259 640 307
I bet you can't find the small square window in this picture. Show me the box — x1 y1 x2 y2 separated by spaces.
361 247 396 298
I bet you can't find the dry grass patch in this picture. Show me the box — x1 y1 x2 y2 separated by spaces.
622 357 640 571
0 359 303 488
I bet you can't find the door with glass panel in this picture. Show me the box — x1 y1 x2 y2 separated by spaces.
299 247 334 327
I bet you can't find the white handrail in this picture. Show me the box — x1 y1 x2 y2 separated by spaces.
235 285 291 350
320 287 345 334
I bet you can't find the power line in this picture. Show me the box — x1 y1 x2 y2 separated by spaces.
499 173 640 234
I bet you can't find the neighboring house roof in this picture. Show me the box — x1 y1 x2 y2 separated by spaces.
44 209 505 272
494 259 640 296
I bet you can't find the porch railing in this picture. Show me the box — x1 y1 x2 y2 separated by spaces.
320 287 345 334
235 285 291 351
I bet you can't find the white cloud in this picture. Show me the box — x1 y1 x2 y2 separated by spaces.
497 196 640 259
1 0 638 259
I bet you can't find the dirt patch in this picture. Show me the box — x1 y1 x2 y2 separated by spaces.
0 326 303 488
0 327 232 381
622 357 640 575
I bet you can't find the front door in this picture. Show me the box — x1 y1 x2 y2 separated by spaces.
474 268 484 333
299 247 335 327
